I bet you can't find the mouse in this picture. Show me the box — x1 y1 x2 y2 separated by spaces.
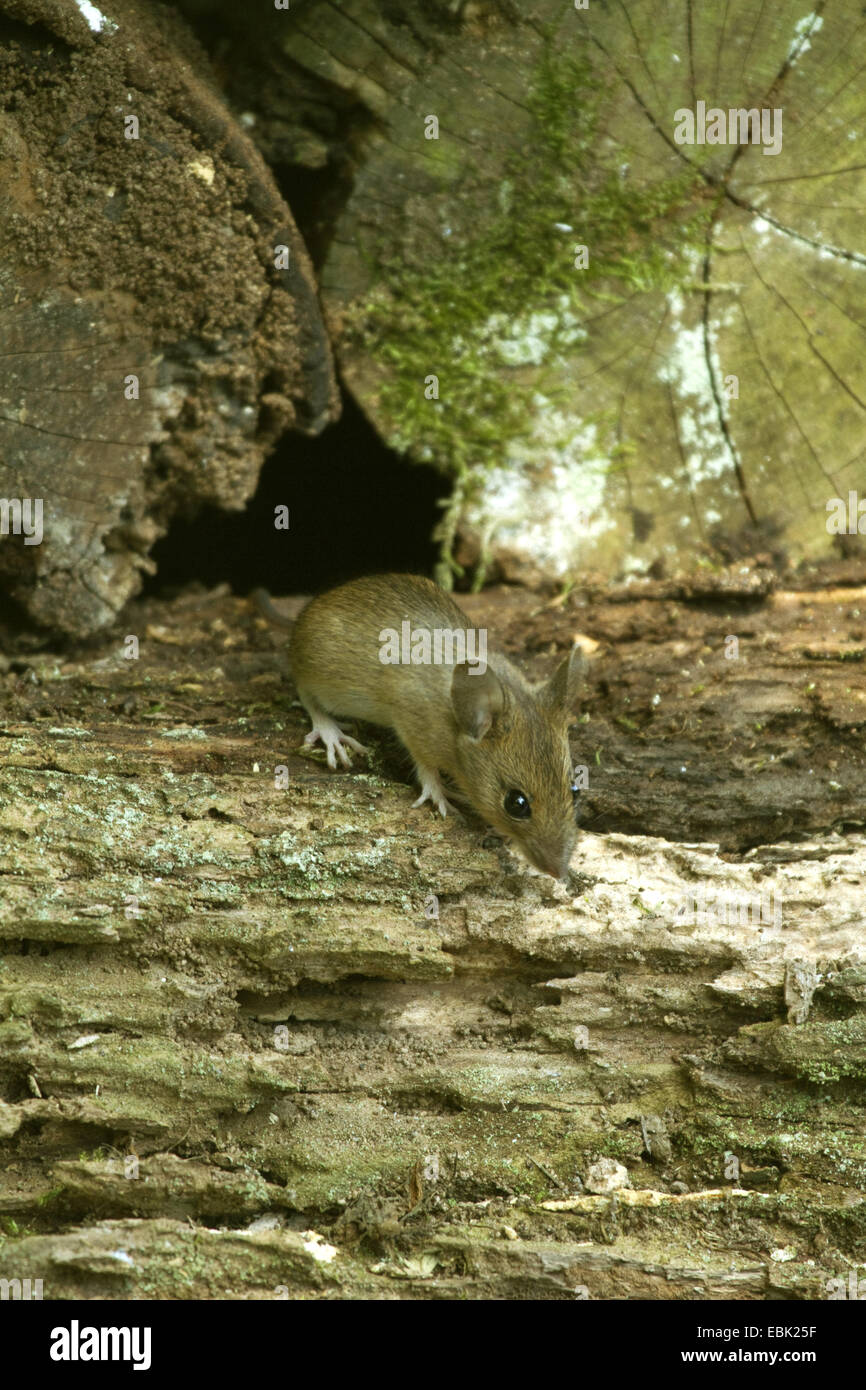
252 575 586 879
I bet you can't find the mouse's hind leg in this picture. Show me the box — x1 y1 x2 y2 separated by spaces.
296 689 368 770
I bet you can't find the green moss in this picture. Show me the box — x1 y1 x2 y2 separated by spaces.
348 42 710 580
764 1015 866 1085
683 1091 866 1189
36 1187 65 1207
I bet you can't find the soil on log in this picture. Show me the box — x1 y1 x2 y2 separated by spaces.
0 0 339 640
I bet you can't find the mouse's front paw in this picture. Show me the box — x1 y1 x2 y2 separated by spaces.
412 770 456 819
303 718 368 770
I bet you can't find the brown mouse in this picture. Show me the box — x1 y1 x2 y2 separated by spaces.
253 574 585 879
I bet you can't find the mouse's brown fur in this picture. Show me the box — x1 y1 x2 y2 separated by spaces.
268 574 584 878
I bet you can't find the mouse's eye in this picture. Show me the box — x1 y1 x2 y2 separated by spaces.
504 789 531 820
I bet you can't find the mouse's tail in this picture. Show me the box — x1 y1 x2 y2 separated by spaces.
250 588 295 631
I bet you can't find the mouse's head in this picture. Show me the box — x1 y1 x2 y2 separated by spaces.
450 647 586 879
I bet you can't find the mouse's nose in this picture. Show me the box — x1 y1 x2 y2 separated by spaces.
536 849 573 880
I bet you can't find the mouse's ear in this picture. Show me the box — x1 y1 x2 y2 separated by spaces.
451 663 505 740
541 644 586 718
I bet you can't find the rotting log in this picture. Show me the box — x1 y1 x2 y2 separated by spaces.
0 577 864 1299
0 0 339 639
201 0 866 583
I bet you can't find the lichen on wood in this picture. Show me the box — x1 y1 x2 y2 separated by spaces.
1 582 864 1299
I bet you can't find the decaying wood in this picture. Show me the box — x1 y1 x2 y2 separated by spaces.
0 0 338 639
0 577 864 1299
1 0 865 1306
229 0 866 583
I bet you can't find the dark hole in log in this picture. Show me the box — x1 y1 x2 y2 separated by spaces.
145 388 444 598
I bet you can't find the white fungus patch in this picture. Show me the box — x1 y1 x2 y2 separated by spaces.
463 401 614 578
750 212 866 271
302 1231 338 1263
479 296 586 368
656 290 731 486
186 156 215 186
74 0 118 34
788 12 823 64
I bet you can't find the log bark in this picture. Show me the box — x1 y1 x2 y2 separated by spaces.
1 576 864 1299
